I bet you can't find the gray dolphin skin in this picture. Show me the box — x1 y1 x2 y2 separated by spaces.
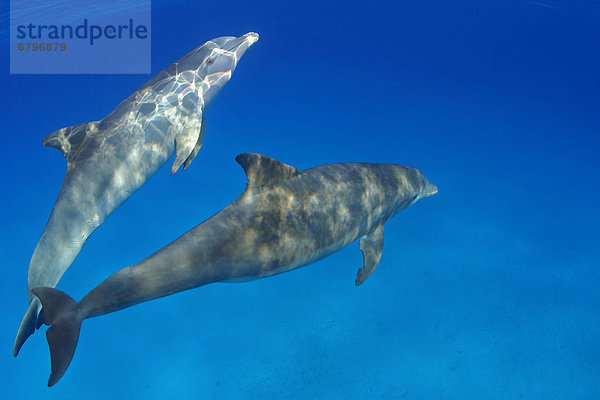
14 32 259 356
33 153 437 386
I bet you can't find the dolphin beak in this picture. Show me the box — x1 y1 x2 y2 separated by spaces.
229 32 259 60
423 182 438 197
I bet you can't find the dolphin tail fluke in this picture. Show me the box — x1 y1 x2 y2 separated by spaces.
31 287 83 387
13 297 43 357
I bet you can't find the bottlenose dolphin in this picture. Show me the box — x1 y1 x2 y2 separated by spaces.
32 153 437 386
14 32 259 356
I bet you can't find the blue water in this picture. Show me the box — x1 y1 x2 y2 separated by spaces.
1 0 599 398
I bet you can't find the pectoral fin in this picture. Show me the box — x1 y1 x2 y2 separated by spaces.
183 113 206 170
171 111 204 175
355 223 384 285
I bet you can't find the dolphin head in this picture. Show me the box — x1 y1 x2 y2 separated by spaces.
420 177 438 198
411 167 437 199
391 165 437 207
196 32 259 105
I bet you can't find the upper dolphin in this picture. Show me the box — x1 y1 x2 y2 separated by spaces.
32 153 437 386
14 32 259 356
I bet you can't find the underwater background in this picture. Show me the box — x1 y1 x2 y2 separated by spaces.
1 0 599 398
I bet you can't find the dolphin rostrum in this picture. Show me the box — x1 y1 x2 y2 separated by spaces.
32 153 437 386
14 33 259 356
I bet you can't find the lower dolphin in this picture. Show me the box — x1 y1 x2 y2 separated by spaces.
33 153 437 386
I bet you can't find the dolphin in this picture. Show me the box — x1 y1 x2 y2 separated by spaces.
14 32 259 356
32 153 437 386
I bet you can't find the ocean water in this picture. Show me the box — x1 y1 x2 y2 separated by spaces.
1 0 599 398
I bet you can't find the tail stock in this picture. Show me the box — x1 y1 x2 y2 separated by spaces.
31 287 84 387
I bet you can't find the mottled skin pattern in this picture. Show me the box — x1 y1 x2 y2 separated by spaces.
14 33 259 356
33 153 437 386
80 155 437 317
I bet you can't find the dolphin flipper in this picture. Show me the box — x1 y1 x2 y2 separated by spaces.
183 113 206 170
355 223 384 285
171 110 204 175
13 298 43 356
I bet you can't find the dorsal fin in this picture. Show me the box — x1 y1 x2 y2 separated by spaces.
42 121 99 160
235 153 302 188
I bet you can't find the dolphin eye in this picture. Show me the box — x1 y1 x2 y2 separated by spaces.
206 58 213 65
